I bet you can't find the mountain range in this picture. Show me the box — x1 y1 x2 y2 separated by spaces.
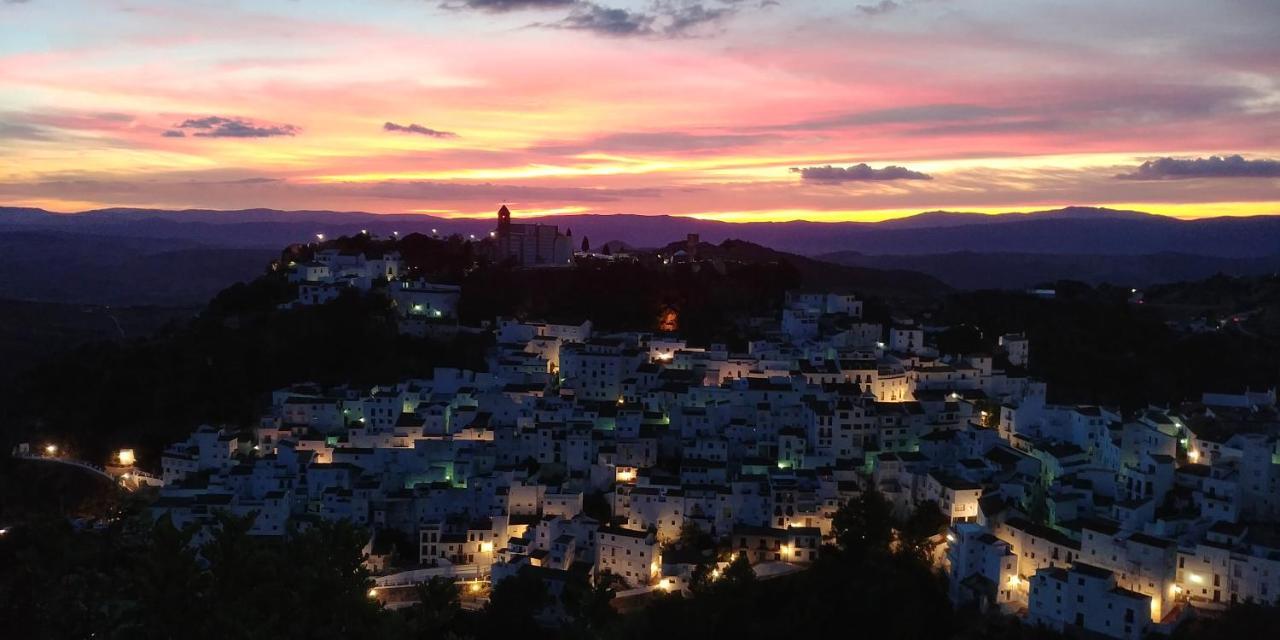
1 205 1278 304
4 205 1279 257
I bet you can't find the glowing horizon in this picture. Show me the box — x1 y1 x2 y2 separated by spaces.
2 1 1278 223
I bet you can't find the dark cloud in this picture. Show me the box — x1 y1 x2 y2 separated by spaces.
791 163 932 182
661 0 735 33
1116 155 1280 180
856 1 899 16
0 122 51 140
551 1 742 38
444 0 574 11
161 129 186 138
383 121 458 138
533 131 776 154
557 3 655 36
174 116 299 138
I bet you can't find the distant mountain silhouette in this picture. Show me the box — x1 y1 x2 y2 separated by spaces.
3 204 1278 257
818 250 1280 290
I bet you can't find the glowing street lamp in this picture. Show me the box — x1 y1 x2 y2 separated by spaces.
44 444 58 456
316 233 325 242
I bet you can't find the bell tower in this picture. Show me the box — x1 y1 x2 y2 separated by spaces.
497 204 512 234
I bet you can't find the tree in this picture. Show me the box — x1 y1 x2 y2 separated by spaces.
672 520 712 552
564 570 619 638
898 500 948 562
721 551 756 589
480 567 550 639
832 487 894 557
581 236 591 253
1026 483 1052 526
407 576 461 638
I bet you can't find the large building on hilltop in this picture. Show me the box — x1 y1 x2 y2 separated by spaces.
492 205 573 267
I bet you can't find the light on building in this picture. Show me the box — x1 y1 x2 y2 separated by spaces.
44 444 58 456
116 449 135 466
367 588 378 598
945 533 956 543
480 541 494 553
1189 573 1204 585
1187 449 1200 463
469 582 482 593
1007 575 1020 588
659 578 673 591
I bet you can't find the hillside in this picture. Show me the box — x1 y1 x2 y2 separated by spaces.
0 230 276 305
0 232 946 461
658 238 951 299
0 298 196 383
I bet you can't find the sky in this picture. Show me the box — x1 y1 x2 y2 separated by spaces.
1 0 1278 222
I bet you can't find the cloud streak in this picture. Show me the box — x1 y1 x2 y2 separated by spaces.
173 116 299 138
383 122 458 138
1117 155 1280 180
791 164 932 183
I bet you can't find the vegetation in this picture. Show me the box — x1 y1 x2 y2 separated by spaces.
935 280 1280 409
5 486 1280 639
1 286 490 463
0 513 388 640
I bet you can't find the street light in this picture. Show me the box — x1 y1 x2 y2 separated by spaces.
44 444 58 456
316 233 325 242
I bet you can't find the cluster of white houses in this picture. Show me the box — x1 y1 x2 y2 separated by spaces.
152 285 1280 636
284 246 462 337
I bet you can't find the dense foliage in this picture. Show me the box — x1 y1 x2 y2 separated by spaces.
935 280 1280 409
1 286 490 463
0 512 387 640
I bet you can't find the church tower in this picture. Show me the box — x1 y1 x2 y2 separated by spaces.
497 204 512 234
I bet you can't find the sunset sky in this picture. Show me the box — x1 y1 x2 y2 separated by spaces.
1 0 1278 221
